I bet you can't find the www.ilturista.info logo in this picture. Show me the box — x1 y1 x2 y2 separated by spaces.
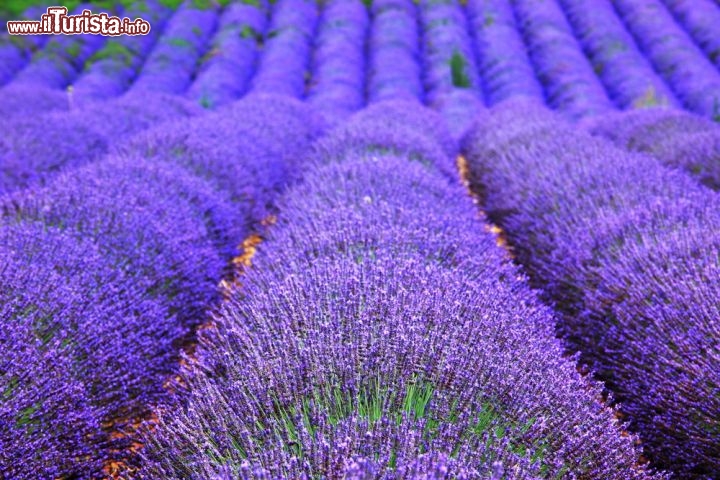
7 7 151 36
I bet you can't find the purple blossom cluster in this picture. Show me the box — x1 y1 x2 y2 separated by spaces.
585 107 720 189
462 99 720 477
558 0 678 109
187 1 267 109
10 3 109 89
0 91 201 193
0 6 49 86
140 102 659 479
510 0 613 119
129 0 218 95
367 0 423 103
70 0 172 105
306 0 369 124
251 0 318 99
0 95 323 479
661 0 720 71
465 0 543 106
418 0 483 140
613 0 720 117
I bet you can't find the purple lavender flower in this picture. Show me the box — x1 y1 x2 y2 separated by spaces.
306 0 369 124
510 0 614 118
141 107 660 480
367 0 423 103
661 0 720 71
585 108 720 189
462 99 720 476
418 0 484 140
558 0 679 109
465 0 544 106
187 1 268 109
251 0 318 98
129 0 219 95
613 0 720 117
70 0 173 105
10 3 109 90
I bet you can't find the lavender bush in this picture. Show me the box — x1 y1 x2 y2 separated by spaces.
0 6 49 86
661 0 720 70
613 0 720 117
187 1 267 109
306 0 369 124
120 94 325 223
558 0 678 109
141 105 660 479
70 0 172 105
510 0 613 118
418 0 483 139
585 108 720 189
466 0 544 106
129 0 218 95
463 99 720 476
0 91 200 193
367 0 423 103
251 0 317 98
10 3 109 89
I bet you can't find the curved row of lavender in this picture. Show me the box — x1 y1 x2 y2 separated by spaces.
187 0 267 109
585 107 720 190
511 0 613 119
367 0 423 103
418 0 483 140
306 0 369 124
0 92 202 193
250 0 317 98
0 95 324 479
613 0 720 117
558 0 678 109
465 0 543 106
9 3 109 90
661 0 720 71
141 101 659 479
0 5 49 85
129 0 219 95
70 0 172 105
462 99 720 477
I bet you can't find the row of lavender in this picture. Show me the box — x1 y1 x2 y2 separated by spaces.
3 0 720 120
140 101 659 479
0 94 323 479
0 1 331 476
462 100 720 477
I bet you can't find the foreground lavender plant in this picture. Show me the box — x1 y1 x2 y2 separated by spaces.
141 104 660 479
0 96 323 478
585 107 720 189
463 99 720 477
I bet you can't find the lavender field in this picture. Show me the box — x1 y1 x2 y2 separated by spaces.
1 0 719 478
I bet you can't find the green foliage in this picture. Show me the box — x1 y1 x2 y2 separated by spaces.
85 41 134 69
1 0 155 18
450 50 471 88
